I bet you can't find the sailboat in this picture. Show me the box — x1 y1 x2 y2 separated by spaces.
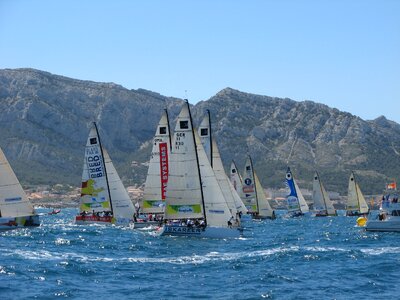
242 156 275 219
345 171 369 216
312 171 337 216
75 122 136 225
198 110 247 219
285 167 309 217
0 147 40 230
138 110 172 228
159 101 242 238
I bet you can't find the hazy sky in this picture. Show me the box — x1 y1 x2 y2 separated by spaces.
1 0 399 122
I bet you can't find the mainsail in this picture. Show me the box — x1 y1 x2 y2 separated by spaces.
164 102 205 221
285 167 309 214
0 147 36 218
198 111 247 215
79 123 112 214
164 102 235 228
142 110 171 214
346 171 369 214
312 171 336 216
230 160 243 197
78 122 135 222
242 155 274 217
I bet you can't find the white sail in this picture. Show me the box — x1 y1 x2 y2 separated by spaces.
78 123 112 214
242 156 258 213
254 173 274 218
198 112 247 215
0 147 36 217
312 171 336 215
142 110 171 214
286 167 309 213
230 161 243 196
195 131 234 227
164 103 204 220
347 171 369 214
103 149 135 220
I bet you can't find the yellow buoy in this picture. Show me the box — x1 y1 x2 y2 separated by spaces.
357 217 367 227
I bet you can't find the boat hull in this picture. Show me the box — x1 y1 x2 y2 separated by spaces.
159 224 242 238
366 217 400 232
0 215 40 231
75 215 114 225
346 211 368 217
133 220 160 229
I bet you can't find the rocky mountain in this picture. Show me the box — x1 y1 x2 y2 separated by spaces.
1 68 399 195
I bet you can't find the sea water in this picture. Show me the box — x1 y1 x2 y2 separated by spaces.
0 208 398 299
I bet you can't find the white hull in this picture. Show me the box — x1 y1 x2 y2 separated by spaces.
0 215 40 231
159 224 242 238
366 217 400 232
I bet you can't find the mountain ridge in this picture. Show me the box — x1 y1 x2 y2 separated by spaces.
1 68 399 195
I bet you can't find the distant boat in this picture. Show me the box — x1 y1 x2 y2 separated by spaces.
366 182 400 232
345 171 369 216
75 122 135 225
312 171 337 216
241 155 275 219
159 101 242 238
198 110 247 218
285 167 309 217
0 147 40 230
48 209 61 215
138 109 172 228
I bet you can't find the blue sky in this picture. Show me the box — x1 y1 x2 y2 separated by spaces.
1 0 399 122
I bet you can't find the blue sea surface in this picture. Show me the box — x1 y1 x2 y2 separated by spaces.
0 208 398 299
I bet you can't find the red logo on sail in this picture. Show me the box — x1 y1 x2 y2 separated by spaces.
159 142 169 200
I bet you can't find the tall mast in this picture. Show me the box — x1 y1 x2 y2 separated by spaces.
93 122 114 215
249 156 260 214
165 108 172 151
186 100 207 225
207 109 213 168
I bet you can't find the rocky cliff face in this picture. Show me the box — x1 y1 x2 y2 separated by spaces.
1 69 399 194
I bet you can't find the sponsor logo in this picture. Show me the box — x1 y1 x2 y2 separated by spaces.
165 226 202 234
5 197 22 202
244 178 252 185
159 142 169 200
178 206 194 213
209 210 224 214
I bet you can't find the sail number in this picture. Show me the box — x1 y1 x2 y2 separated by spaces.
175 132 185 150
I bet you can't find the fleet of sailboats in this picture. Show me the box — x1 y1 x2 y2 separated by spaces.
312 171 337 216
285 167 310 217
75 122 136 225
0 147 40 230
4 101 397 235
345 171 369 216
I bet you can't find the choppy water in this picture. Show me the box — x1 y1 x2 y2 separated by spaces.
0 208 398 299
